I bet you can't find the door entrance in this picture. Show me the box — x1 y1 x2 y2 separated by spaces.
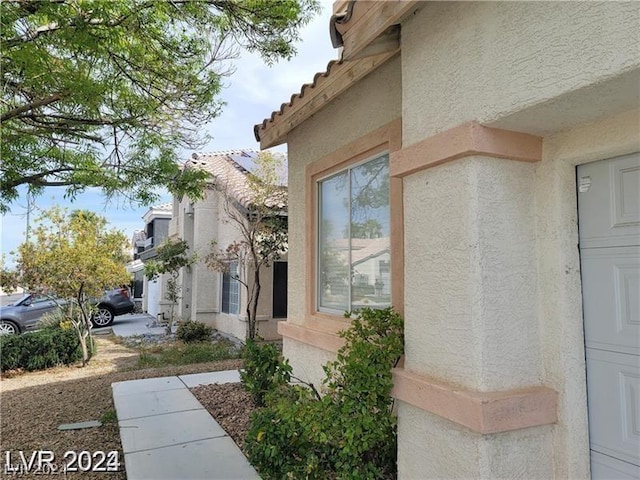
272 261 288 319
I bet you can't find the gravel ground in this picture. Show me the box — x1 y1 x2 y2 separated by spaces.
190 383 257 453
0 336 242 479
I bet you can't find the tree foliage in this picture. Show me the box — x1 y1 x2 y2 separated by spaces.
7 207 130 365
205 151 287 339
0 0 319 212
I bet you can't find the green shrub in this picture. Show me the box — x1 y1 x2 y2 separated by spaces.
176 320 213 343
245 307 404 479
0 328 82 372
240 338 292 407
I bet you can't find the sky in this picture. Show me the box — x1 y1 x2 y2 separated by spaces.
1 1 338 266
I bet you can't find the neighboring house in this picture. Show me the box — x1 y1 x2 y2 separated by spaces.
169 149 287 341
126 230 147 311
254 2 639 479
136 203 172 318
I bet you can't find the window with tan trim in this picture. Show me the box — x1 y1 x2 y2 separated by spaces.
302 119 403 331
317 153 391 313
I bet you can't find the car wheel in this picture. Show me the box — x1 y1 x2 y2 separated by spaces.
92 307 114 327
0 320 19 335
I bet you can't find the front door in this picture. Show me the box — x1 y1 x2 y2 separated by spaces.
577 153 640 479
272 261 288 319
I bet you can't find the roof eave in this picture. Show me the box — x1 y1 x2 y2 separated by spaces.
254 0 420 149
254 49 399 149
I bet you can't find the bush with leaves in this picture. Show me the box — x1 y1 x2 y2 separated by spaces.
240 338 292 407
245 307 404 479
0 328 81 372
176 320 213 343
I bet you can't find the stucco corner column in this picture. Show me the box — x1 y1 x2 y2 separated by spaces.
390 123 556 478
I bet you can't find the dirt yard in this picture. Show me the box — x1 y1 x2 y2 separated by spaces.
0 336 243 479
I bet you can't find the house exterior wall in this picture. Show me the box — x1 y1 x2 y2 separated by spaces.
401 1 639 143
170 189 284 341
396 3 639 478
284 55 402 387
277 1 639 478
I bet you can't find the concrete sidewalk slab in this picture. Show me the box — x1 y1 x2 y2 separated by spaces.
112 370 259 479
123 437 259 480
113 376 185 396
179 370 241 388
119 409 226 452
114 389 203 421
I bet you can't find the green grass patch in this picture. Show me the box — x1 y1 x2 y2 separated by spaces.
100 409 118 424
136 340 240 369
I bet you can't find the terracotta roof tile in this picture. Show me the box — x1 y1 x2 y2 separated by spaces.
253 59 343 142
186 149 286 211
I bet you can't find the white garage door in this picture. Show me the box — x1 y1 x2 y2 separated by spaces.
578 153 640 479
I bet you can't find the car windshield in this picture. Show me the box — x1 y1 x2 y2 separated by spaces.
14 295 33 306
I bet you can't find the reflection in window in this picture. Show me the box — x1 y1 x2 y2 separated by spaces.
318 154 390 312
222 261 240 315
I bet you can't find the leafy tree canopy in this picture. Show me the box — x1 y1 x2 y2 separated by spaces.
0 0 319 212
11 207 130 299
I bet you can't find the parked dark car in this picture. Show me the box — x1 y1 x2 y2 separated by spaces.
93 286 135 328
0 287 135 335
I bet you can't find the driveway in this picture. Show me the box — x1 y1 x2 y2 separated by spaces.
94 312 169 337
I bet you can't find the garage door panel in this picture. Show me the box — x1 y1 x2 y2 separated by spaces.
579 153 640 478
586 349 640 467
579 153 640 249
581 247 640 356
591 451 640 480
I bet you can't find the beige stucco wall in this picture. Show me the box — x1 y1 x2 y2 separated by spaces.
401 1 640 143
171 189 284 341
403 156 541 392
536 108 640 479
395 3 639 478
276 1 639 477
284 55 402 382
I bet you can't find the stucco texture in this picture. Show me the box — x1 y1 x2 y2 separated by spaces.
397 402 553 480
535 109 640 479
403 156 540 392
402 1 640 144
284 55 401 336
273 1 640 477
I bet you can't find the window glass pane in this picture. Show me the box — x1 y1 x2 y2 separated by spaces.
318 171 350 311
350 154 390 310
222 272 230 313
228 262 239 315
222 261 239 315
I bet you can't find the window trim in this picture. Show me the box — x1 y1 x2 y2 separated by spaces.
316 151 391 315
305 118 403 322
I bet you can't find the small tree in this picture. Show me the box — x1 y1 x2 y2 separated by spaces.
9 207 130 365
205 152 287 340
144 238 196 331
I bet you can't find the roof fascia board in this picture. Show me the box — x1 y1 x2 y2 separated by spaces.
338 0 419 61
257 49 399 149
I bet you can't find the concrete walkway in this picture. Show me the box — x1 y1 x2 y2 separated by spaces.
92 312 172 337
112 370 260 480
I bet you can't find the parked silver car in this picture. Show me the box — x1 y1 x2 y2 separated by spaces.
0 287 135 335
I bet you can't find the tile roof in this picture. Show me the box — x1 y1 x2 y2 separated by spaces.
186 149 287 211
253 59 342 143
